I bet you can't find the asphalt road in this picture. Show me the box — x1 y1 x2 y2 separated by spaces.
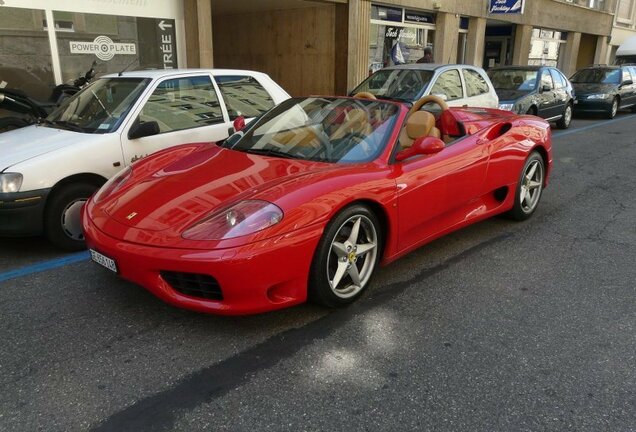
1 112 635 431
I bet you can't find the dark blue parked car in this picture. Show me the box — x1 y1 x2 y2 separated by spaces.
571 65 636 119
488 66 574 129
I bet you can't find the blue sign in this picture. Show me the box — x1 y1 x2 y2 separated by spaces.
489 0 524 14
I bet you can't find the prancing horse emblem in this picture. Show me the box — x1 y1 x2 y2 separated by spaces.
126 212 138 220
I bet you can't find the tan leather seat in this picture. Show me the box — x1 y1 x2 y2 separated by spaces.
399 111 441 149
330 108 371 140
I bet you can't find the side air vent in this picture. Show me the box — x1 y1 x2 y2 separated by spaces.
160 271 223 301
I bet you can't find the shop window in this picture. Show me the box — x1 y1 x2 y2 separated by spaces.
463 69 490 97
431 70 463 101
214 76 275 119
139 76 223 134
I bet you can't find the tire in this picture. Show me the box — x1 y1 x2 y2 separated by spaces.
0 117 30 133
508 152 545 221
44 182 98 251
308 204 382 308
607 97 618 119
556 103 572 129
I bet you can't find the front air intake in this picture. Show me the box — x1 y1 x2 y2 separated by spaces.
160 271 223 301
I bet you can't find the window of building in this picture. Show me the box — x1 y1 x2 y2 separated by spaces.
215 76 275 120
463 69 490 96
617 0 635 22
431 70 463 101
139 76 223 134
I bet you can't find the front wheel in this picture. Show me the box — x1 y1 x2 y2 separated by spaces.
44 182 98 251
556 103 572 129
308 205 382 308
607 97 618 119
508 152 545 221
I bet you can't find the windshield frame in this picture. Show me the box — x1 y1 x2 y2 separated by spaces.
46 77 151 134
351 69 435 101
225 97 402 165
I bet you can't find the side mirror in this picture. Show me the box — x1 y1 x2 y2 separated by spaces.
541 84 551 93
621 79 633 87
128 120 160 140
233 115 246 132
396 136 445 162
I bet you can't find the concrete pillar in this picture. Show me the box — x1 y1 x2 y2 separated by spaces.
560 31 581 77
434 12 459 64
347 0 371 91
183 0 213 68
594 35 610 64
466 17 486 67
512 24 533 66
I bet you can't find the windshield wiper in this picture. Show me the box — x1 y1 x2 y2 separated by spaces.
244 148 297 159
39 119 86 132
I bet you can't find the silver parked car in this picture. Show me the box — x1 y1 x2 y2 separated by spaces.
350 63 499 108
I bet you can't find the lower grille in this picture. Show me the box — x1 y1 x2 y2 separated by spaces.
160 271 223 301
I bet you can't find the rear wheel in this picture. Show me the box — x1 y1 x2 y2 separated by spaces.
607 97 619 119
556 103 572 129
508 152 545 221
308 205 381 308
44 182 98 251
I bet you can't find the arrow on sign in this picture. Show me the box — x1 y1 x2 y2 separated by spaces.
158 20 172 31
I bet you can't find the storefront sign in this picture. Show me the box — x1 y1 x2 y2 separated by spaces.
157 19 175 69
488 0 525 14
69 35 136 61
404 10 435 24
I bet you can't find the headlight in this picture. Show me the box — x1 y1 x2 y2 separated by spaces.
93 166 132 203
498 103 514 111
586 94 610 99
0 173 23 193
182 200 283 241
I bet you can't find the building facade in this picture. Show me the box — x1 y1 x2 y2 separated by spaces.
0 0 619 99
609 0 636 61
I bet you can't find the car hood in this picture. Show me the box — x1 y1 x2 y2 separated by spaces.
100 145 342 235
0 125 87 171
572 83 616 95
494 89 531 103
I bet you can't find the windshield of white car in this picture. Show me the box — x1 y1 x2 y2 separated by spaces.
351 70 434 101
227 97 400 163
488 69 538 91
570 68 621 84
46 78 150 134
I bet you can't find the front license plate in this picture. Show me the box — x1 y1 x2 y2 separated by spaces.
90 249 118 273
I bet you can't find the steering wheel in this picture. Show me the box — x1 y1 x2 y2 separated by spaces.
409 94 449 115
352 92 377 100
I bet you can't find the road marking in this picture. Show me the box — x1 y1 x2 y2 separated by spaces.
553 113 636 138
0 251 90 283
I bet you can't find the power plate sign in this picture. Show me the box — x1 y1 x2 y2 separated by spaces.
69 36 136 61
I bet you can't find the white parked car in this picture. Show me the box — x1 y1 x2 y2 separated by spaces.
350 64 499 108
0 69 290 250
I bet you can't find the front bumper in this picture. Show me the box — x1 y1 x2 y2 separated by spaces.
573 98 613 113
83 211 324 315
0 188 50 236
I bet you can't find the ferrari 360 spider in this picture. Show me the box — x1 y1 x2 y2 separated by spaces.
83 94 552 315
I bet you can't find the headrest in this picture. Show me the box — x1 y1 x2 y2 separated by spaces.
406 111 435 139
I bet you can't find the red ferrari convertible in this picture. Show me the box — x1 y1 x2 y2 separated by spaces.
83 94 552 315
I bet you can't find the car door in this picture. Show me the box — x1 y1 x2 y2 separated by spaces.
537 69 559 118
549 68 568 114
428 69 466 107
120 73 231 166
394 133 489 252
620 67 636 107
461 68 498 108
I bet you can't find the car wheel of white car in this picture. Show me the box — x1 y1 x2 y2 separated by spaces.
309 204 382 308
45 182 98 251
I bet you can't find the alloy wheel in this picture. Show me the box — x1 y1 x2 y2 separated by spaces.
519 159 544 214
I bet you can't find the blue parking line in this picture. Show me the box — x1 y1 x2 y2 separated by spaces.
553 113 636 138
0 251 90 283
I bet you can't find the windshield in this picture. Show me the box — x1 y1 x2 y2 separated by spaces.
488 69 538 91
46 77 150 133
351 69 434 101
570 68 621 84
227 97 400 163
